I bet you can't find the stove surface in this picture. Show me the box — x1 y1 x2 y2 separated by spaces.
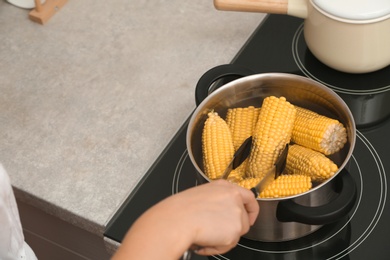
105 15 390 259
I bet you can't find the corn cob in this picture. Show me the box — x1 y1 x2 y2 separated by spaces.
247 96 296 178
226 106 261 180
226 169 245 183
237 177 262 190
237 175 312 198
285 144 338 182
292 106 347 155
226 106 261 150
258 175 312 198
202 111 234 179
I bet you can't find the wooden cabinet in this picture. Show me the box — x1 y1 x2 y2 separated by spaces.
17 200 111 260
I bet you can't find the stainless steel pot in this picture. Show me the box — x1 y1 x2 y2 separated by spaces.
214 0 390 73
186 64 357 241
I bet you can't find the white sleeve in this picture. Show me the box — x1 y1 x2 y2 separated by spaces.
0 164 37 260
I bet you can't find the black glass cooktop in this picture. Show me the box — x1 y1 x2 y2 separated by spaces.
105 15 390 259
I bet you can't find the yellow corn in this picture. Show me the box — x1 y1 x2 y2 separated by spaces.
237 175 312 198
226 169 245 183
259 175 312 198
285 144 339 182
292 106 347 155
237 177 262 190
202 111 234 179
247 96 296 178
226 106 261 180
226 106 261 150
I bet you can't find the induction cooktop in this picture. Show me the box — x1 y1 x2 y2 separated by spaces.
105 15 390 259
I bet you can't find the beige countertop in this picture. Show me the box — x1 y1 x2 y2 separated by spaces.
0 0 265 237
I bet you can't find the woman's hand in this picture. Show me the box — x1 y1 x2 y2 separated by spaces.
112 180 259 260
176 179 259 256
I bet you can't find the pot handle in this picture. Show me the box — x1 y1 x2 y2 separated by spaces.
214 0 289 14
276 169 357 225
195 64 255 106
214 0 308 19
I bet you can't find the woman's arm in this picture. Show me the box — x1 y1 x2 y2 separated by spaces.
112 179 259 260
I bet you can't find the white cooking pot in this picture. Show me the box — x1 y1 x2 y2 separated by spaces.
214 0 390 73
